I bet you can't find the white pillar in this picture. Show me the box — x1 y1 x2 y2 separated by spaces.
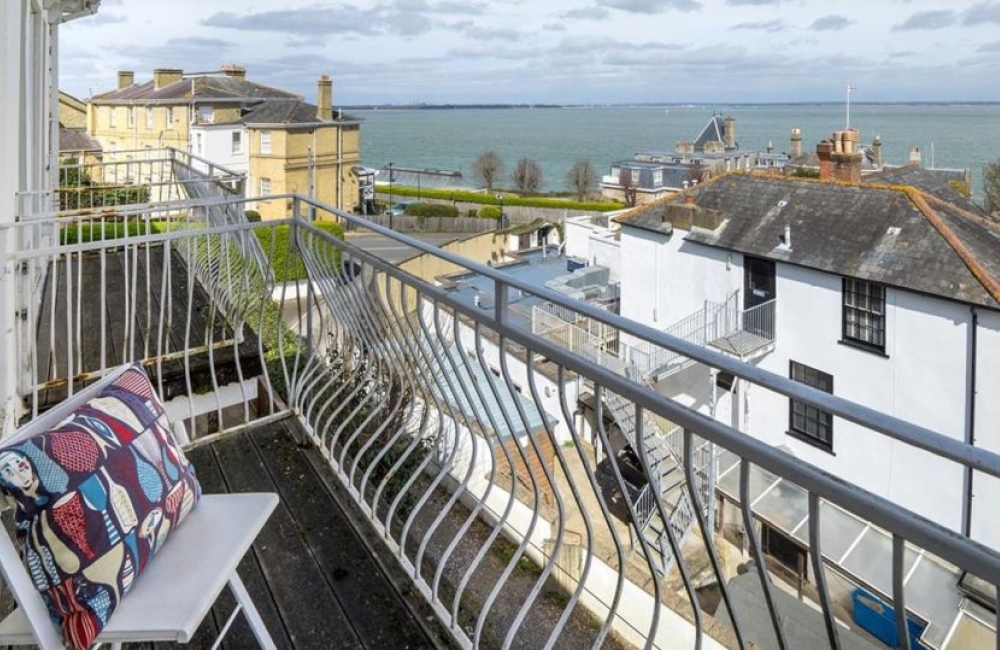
0 1 28 434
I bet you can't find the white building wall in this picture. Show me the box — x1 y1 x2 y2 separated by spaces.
619 224 996 537
189 124 249 173
971 308 1000 549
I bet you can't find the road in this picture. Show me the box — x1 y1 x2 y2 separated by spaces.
343 231 464 264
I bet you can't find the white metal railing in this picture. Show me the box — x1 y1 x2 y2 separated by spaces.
3 185 1000 649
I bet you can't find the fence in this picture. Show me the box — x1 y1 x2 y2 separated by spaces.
4 187 1000 649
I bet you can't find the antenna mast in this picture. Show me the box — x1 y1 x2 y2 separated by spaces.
846 83 857 129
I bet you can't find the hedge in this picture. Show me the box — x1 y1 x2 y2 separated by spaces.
253 220 344 283
404 203 460 218
59 220 166 244
382 185 622 212
478 206 501 220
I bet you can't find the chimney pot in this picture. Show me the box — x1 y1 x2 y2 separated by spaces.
790 127 802 158
910 146 922 166
817 140 834 182
117 70 134 89
220 64 246 78
783 224 792 248
723 115 736 149
684 194 696 205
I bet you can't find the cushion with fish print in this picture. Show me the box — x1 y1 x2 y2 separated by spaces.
0 364 201 650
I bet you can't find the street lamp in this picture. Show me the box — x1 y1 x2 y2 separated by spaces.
388 162 394 229
496 193 504 230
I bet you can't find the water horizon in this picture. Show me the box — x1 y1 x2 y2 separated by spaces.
358 104 1000 203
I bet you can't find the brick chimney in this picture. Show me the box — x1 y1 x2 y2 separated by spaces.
830 129 863 183
723 115 736 149
317 75 333 121
153 68 183 90
117 70 134 89
909 146 922 166
220 64 246 79
790 127 802 158
816 139 834 182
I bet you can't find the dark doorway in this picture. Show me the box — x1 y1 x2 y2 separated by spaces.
744 256 776 309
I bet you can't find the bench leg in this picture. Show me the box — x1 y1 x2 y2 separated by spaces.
227 572 277 650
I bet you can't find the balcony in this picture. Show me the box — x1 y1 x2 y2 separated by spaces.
1 155 998 649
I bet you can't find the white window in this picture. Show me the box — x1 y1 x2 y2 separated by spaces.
232 131 242 154
260 177 272 196
146 107 154 130
630 168 640 184
195 133 202 155
126 106 135 128
260 130 272 154
166 107 175 127
109 107 117 127
652 169 663 186
198 105 214 124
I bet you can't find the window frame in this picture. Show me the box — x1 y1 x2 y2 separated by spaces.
109 106 117 128
842 277 887 354
787 360 834 452
145 106 154 130
260 177 272 196
231 131 243 155
166 107 175 128
126 106 135 128
198 105 214 124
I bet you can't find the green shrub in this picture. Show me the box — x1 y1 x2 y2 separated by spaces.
253 221 344 283
478 206 501 220
404 203 459 218
59 220 164 244
382 185 622 212
244 209 262 222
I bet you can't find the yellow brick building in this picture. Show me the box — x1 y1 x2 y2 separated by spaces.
87 68 362 218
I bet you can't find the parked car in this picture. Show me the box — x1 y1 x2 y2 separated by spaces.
384 201 413 217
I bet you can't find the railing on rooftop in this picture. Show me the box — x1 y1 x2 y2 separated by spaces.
2 182 999 649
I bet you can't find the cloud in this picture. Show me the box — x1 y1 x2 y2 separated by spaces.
561 6 611 20
204 1 484 37
450 20 521 40
542 23 567 31
810 15 851 31
725 0 779 4
964 2 1000 25
596 0 701 14
730 19 788 32
893 10 956 30
78 12 126 25
978 39 1000 51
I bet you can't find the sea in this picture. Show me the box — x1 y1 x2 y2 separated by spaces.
356 104 1000 202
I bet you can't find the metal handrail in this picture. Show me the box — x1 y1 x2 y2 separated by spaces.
5 191 1000 649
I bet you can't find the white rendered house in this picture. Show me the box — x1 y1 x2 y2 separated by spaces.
608 161 1000 558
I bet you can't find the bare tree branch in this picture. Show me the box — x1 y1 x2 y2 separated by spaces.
512 158 543 195
472 151 504 192
565 159 597 201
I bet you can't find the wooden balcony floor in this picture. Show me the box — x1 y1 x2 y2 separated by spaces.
163 418 452 650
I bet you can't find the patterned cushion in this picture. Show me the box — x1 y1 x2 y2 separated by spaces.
0 364 201 650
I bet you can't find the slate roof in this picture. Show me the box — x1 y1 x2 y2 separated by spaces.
92 75 300 103
237 99 361 125
615 174 1000 309
865 164 980 215
693 116 727 152
59 126 101 153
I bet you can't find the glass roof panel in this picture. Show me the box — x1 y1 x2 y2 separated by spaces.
906 557 963 648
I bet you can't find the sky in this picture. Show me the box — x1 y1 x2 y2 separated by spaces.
59 0 1000 105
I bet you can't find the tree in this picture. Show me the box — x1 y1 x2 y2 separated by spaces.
985 158 1000 216
565 159 597 201
512 158 543 195
618 167 637 207
472 151 504 192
